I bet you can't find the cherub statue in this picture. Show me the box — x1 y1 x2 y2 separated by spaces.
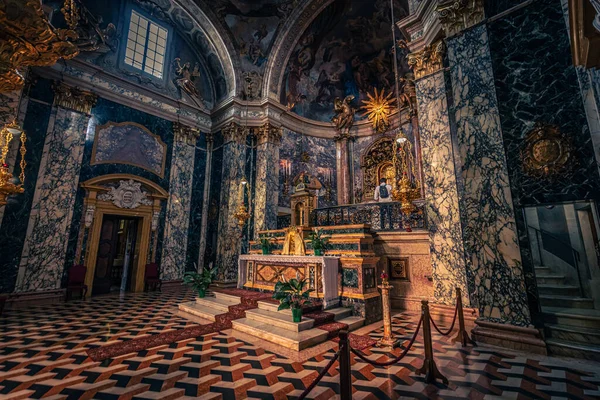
173 58 201 98
331 95 355 134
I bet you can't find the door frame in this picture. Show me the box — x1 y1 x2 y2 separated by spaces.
80 174 168 297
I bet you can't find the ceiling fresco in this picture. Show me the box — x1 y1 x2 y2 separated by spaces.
209 0 299 75
280 0 410 122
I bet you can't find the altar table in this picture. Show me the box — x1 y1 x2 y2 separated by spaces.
237 254 340 309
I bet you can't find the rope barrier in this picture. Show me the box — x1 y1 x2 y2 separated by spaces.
350 315 423 367
297 350 340 400
429 300 458 336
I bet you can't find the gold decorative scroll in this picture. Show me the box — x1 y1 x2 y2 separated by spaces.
173 122 200 145
256 122 282 145
0 0 80 93
222 122 248 144
407 40 445 80
53 82 97 115
436 0 485 37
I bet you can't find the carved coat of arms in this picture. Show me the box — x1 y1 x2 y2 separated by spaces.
98 179 152 209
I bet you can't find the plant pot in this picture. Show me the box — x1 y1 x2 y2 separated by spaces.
292 307 302 323
262 247 270 255
314 248 323 256
197 288 206 298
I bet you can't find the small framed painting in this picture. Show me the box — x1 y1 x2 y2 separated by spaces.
389 258 409 281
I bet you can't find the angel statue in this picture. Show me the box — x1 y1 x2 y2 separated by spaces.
173 58 201 99
331 95 356 134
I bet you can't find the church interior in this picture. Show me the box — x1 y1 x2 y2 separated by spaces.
1 0 600 398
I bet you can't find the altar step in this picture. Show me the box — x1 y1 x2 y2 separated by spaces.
178 292 247 322
232 316 364 351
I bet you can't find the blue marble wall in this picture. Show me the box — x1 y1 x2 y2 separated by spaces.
487 0 600 320
160 135 197 281
484 0 529 18
64 98 174 277
16 106 92 292
447 24 530 325
0 97 53 293
254 139 279 236
185 140 207 272
279 130 337 209
204 145 223 269
415 71 471 306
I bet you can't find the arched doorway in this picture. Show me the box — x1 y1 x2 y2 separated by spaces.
79 174 167 296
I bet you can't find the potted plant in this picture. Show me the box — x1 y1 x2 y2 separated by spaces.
260 236 272 255
273 278 314 322
309 228 329 256
183 266 217 298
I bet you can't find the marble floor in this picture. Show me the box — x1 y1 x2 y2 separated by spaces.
0 288 599 399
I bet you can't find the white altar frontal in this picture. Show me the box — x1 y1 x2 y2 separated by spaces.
238 254 340 309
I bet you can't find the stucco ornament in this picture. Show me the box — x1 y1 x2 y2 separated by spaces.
98 180 152 209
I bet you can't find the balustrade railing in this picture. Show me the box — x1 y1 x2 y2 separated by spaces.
310 201 426 231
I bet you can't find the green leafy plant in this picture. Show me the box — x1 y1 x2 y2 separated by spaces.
183 265 217 297
272 278 314 311
309 228 329 254
260 237 273 254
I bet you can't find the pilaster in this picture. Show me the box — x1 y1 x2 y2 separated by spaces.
215 122 248 284
197 132 214 270
254 123 281 237
334 133 353 205
16 82 96 292
160 123 198 281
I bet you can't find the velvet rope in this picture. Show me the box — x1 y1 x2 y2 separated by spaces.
429 300 458 336
297 350 340 400
350 315 423 367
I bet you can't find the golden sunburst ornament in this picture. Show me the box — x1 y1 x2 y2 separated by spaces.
360 88 395 134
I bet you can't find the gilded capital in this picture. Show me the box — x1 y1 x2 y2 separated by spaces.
222 122 248 145
173 123 200 145
256 123 282 145
407 40 445 80
204 131 214 144
437 0 485 38
53 82 97 115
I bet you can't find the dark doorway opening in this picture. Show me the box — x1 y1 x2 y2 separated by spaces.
92 215 141 296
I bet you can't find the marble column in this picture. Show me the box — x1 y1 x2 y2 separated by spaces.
335 134 352 205
254 123 281 236
15 83 97 292
411 42 471 307
214 122 248 284
197 132 213 271
160 123 199 281
446 25 530 325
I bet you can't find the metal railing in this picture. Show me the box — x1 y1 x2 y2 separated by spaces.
310 201 426 231
527 225 584 295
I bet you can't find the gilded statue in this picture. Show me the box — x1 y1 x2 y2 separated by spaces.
282 226 306 256
331 95 356 134
173 58 201 99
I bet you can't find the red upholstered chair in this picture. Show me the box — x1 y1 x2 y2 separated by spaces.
144 263 162 292
66 264 88 300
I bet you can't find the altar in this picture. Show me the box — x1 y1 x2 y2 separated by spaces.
238 254 340 309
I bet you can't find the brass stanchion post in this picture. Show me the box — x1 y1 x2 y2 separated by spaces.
416 300 448 384
338 330 352 400
378 277 398 347
452 287 475 347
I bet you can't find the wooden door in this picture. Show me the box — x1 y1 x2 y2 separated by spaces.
92 216 119 295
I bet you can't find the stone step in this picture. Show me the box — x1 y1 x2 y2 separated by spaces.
178 302 222 322
213 291 242 304
542 307 600 329
545 324 600 345
535 274 566 285
244 308 315 332
231 318 329 351
534 266 551 274
338 316 366 331
537 284 581 297
539 295 594 309
546 338 600 361
195 296 239 313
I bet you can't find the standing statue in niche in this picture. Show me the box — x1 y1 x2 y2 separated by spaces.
332 95 356 135
173 58 201 99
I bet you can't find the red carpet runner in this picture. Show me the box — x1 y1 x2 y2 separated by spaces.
87 288 375 361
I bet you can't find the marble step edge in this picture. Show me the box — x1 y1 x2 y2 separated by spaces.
545 324 600 345
212 291 242 304
539 295 594 309
537 284 580 293
535 274 566 279
178 302 220 322
244 308 315 332
542 309 600 329
195 296 239 312
546 338 600 360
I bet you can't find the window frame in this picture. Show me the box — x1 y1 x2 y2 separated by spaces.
120 6 171 82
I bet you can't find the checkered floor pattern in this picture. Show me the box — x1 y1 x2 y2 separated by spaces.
0 288 599 399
